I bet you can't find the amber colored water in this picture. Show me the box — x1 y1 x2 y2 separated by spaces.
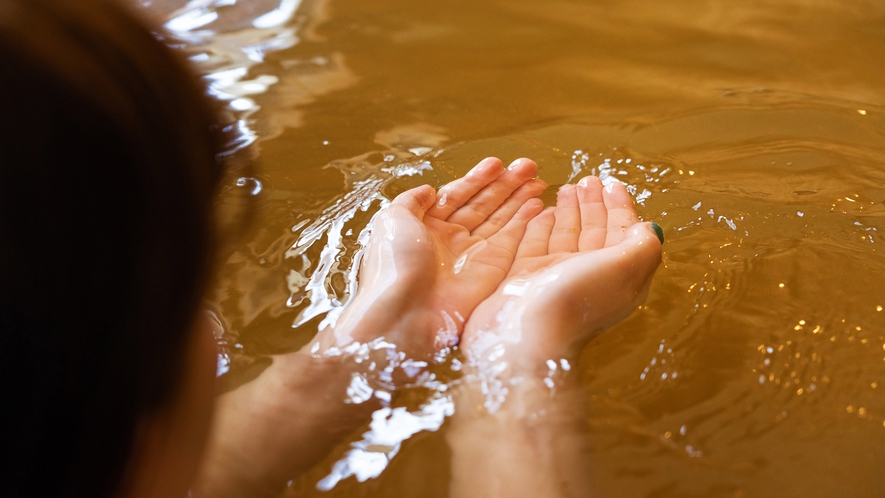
152 0 885 496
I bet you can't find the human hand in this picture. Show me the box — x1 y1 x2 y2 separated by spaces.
196 159 547 497
313 157 547 358
461 176 663 370
448 177 659 498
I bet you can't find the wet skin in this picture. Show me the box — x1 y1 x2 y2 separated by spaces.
311 156 547 357
197 163 661 498
449 177 662 498
462 177 663 367
196 157 548 497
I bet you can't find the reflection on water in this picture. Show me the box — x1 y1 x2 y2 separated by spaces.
284 123 447 331
313 339 455 491
158 0 343 148
146 0 885 496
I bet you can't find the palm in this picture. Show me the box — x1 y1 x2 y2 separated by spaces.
403 215 530 316
462 177 663 362
352 157 546 352
507 252 575 279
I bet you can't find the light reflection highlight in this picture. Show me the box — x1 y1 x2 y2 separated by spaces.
159 0 304 152
310 338 454 491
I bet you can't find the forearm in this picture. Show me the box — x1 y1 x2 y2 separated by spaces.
193 351 379 497
195 288 444 497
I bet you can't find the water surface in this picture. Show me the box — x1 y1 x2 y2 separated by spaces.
154 0 885 496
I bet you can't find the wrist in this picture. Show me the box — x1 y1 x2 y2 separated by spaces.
313 286 463 360
453 357 582 427
457 328 580 416
461 300 582 373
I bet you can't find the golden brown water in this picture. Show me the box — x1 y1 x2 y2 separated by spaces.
153 0 885 495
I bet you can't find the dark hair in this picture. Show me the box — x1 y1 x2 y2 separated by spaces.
0 0 225 495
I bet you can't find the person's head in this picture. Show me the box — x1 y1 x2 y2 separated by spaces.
0 0 226 495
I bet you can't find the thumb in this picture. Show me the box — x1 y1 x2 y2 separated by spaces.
389 185 437 221
618 222 664 277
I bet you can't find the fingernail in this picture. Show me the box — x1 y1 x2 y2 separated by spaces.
577 177 589 187
650 222 665 245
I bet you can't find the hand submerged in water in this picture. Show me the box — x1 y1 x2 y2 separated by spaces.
196 168 664 498
194 158 547 497
313 156 547 357
461 176 663 368
448 176 663 498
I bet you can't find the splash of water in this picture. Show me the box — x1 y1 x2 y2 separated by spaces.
285 154 434 330
309 338 455 491
160 0 307 151
316 392 454 490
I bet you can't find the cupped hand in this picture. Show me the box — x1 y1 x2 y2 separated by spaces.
461 176 663 367
316 157 547 357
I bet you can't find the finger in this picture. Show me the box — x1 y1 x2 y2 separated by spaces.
471 178 548 239
549 184 581 253
388 184 437 220
576 176 608 251
610 222 663 283
445 158 540 231
484 198 546 260
607 224 662 312
602 181 640 247
426 157 504 220
515 207 555 259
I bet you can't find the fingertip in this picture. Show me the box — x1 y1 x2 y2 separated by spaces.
650 222 665 245
576 176 603 202
502 199 545 234
532 206 556 228
627 223 665 255
603 180 632 203
414 184 437 211
556 184 579 205
526 177 548 194
577 175 602 189
557 183 576 194
603 180 620 193
469 157 504 178
393 184 436 213
507 157 539 175
602 223 663 283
